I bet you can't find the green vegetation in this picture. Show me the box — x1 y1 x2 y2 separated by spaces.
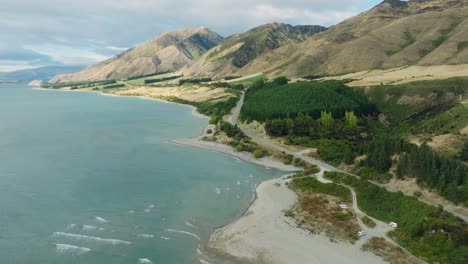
126 71 171 80
396 143 468 205
253 149 264 159
144 75 182 84
102 83 125 89
179 77 212 85
241 80 376 122
209 81 245 90
292 176 352 203
125 72 180 85
230 74 266 85
42 80 116 89
412 104 468 135
360 78 467 124
167 96 239 123
460 141 468 162
458 41 468 52
325 172 467 264
356 167 392 184
362 216 376 228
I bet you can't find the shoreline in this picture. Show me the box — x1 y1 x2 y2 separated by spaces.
32 87 210 120
35 85 384 264
170 137 299 172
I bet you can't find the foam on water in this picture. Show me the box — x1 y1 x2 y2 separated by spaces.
184 222 197 229
166 229 200 241
215 188 221 195
159 236 171 240
95 216 109 223
65 224 77 230
55 243 91 255
138 234 155 239
138 258 153 264
229 155 241 162
236 181 241 185
82 225 98 231
52 232 131 245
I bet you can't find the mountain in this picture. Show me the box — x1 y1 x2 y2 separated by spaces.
235 0 468 77
50 27 223 83
0 66 84 82
181 23 326 78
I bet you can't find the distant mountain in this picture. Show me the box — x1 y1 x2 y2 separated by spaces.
0 66 84 82
181 23 326 78
50 27 223 82
237 0 468 77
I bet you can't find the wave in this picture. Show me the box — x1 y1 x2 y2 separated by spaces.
144 209 151 213
215 188 221 195
229 155 241 162
159 236 171 240
95 216 109 223
55 243 91 255
128 210 135 214
65 224 77 230
249 174 253 178
52 232 131 245
185 222 198 229
138 258 153 264
237 181 241 185
166 229 200 241
82 225 98 231
138 234 155 239
148 204 155 209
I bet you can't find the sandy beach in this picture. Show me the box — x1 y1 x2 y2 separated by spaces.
207 176 386 264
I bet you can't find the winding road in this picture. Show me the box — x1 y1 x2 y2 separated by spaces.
229 91 427 263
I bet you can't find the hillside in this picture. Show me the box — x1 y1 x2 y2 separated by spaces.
181 23 326 78
236 0 468 77
50 27 223 82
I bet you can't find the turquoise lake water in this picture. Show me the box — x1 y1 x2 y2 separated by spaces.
0 84 285 264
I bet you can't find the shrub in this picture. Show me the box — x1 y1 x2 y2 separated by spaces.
253 149 264 159
235 144 244 152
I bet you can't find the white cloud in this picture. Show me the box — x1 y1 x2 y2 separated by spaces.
23 44 111 65
0 0 380 70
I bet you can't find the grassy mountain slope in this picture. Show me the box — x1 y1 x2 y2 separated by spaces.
50 27 223 82
181 23 326 78
237 0 468 77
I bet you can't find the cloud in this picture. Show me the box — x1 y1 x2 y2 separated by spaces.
0 0 380 71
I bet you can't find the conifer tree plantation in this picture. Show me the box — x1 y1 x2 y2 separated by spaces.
240 78 468 205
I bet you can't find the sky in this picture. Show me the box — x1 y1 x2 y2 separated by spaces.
0 0 382 72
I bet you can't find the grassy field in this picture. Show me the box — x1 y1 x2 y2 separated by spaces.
125 72 181 85
357 77 468 123
292 176 352 203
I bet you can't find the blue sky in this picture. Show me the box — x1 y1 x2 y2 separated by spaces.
0 0 383 72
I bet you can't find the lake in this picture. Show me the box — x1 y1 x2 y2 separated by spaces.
0 84 284 263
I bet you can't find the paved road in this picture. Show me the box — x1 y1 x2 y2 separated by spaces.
227 91 244 125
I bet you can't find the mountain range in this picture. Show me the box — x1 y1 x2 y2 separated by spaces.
0 66 83 82
51 0 468 82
